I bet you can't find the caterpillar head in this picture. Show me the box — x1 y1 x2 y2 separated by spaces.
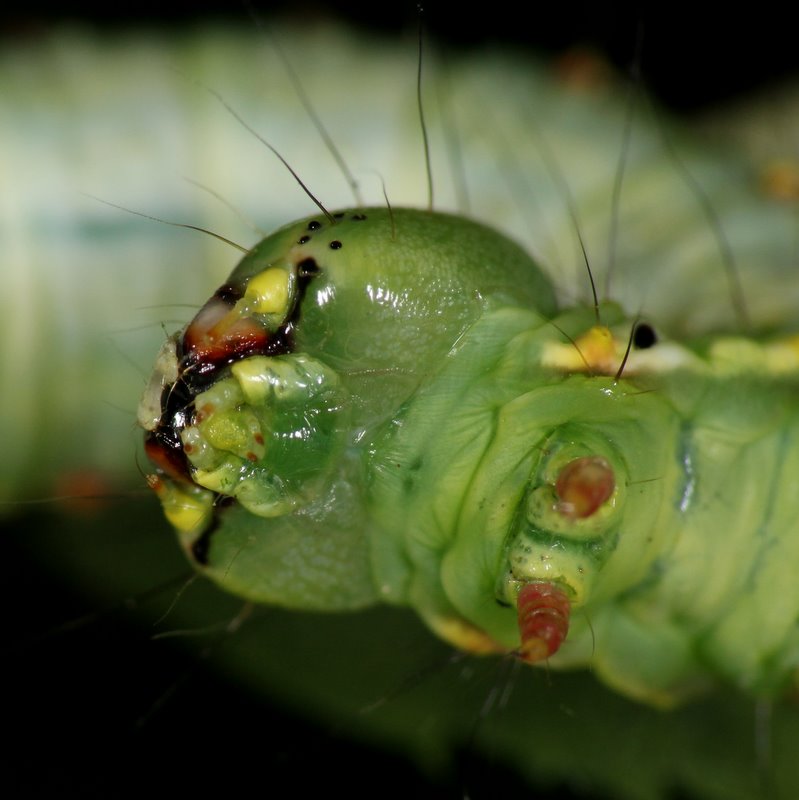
139 204 688 673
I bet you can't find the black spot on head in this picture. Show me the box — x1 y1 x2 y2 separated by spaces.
191 528 212 566
352 213 367 221
298 235 311 245
265 325 294 355
214 284 243 304
633 322 657 349
297 257 320 276
333 211 345 219
307 220 322 231
329 240 342 250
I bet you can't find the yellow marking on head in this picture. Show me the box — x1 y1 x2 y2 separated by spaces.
148 474 214 536
542 325 621 374
231 357 273 404
244 267 292 315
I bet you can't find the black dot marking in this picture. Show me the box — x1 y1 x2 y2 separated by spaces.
333 211 345 219
352 213 367 221
214 284 243 304
191 527 212 565
329 240 342 250
297 257 320 277
307 220 322 231
633 323 657 349
298 235 311 244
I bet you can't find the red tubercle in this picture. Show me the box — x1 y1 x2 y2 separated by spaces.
195 403 216 424
555 456 615 519
516 581 571 663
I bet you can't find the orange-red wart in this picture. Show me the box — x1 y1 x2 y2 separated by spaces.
555 456 615 519
516 581 571 663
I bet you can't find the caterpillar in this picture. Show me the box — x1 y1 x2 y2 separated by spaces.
5 14 799 799
141 199 799 707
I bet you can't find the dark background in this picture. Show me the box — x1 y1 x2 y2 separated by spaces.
3 0 797 111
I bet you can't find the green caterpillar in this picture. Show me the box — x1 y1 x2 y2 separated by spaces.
140 173 799 706
7 21 799 798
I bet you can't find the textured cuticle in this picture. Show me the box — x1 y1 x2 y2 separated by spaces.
516 581 571 663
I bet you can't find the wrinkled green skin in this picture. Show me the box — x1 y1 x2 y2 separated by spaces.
151 206 799 707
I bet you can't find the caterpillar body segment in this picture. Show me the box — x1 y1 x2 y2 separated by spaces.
140 203 799 706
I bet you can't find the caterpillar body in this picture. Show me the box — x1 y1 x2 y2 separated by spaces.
140 196 799 706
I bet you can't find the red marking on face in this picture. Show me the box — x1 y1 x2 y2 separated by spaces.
144 435 191 484
182 297 269 368
195 403 215 423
